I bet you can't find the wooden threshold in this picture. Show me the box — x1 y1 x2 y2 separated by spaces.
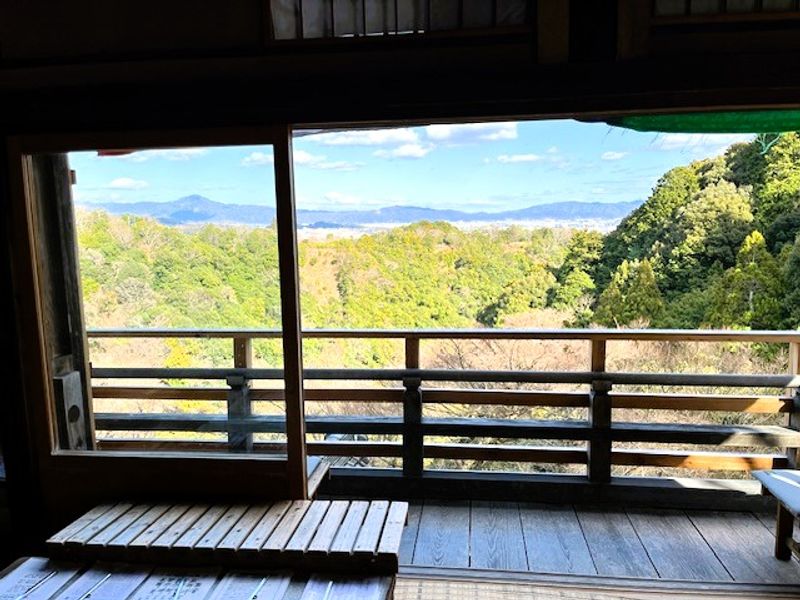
399 565 800 596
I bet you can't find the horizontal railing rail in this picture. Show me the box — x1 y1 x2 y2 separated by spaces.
88 327 800 342
91 366 800 388
86 327 800 485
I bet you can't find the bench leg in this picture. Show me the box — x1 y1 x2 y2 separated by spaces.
775 502 794 561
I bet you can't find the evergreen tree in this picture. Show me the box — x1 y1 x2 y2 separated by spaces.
594 259 664 327
706 231 784 329
782 235 800 329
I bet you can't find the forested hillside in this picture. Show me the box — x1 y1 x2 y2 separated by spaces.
77 133 800 372
589 132 800 331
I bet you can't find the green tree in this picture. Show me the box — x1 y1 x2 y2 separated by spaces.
656 180 754 295
550 269 595 309
782 234 800 329
593 259 664 327
756 132 800 227
478 264 556 326
706 231 784 329
600 166 699 285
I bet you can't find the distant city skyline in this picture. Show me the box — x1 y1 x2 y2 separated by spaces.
69 120 753 213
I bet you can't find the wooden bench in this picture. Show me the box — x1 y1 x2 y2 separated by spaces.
47 499 408 574
0 556 394 599
753 469 800 560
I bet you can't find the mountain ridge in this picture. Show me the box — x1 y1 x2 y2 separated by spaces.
77 194 643 227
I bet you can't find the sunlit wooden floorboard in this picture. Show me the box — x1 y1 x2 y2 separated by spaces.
401 501 800 584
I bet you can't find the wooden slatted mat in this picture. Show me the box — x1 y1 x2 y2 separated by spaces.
47 500 408 574
0 557 394 600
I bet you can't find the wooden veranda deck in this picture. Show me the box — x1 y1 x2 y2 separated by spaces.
398 501 800 585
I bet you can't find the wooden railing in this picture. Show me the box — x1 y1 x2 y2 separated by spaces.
87 328 800 487
86 328 800 488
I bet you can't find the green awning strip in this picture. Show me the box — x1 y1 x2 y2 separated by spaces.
604 110 800 134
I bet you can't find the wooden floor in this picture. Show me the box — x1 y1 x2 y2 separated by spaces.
398 502 800 584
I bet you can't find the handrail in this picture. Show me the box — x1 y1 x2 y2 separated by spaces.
87 327 800 343
91 366 800 388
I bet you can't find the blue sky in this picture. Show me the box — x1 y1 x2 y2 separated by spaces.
69 120 753 213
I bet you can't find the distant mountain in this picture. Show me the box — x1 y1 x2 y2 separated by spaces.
79 195 643 228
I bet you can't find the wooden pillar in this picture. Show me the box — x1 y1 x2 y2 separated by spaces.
617 0 650 60
274 126 308 499
591 339 606 373
589 379 612 483
588 339 611 482
403 337 423 478
537 0 570 64
227 337 253 452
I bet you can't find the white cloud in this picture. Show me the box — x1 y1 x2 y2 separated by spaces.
496 153 542 164
293 150 363 171
307 128 419 146
241 151 274 166
108 177 149 190
651 133 754 154
374 144 433 159
425 122 518 143
323 191 363 206
241 149 362 170
109 148 208 162
601 151 627 161
546 146 559 154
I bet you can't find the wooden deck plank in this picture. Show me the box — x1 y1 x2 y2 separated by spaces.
330 501 370 554
48 503 116 544
151 504 209 549
217 504 271 552
377 502 408 558
106 504 172 548
576 507 658 578
398 503 421 565
207 572 292 600
627 508 731 581
85 504 153 548
308 500 350 555
263 501 312 551
239 501 293 553
412 501 470 568
519 503 596 575
688 510 800 583
354 502 390 556
470 501 527 571
64 502 134 546
194 504 249 551
285 501 331 553
129 504 191 548
172 504 229 550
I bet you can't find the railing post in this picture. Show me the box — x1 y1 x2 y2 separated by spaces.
403 336 424 478
228 337 253 453
588 339 611 483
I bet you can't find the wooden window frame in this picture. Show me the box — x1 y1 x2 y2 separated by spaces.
6 126 308 528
